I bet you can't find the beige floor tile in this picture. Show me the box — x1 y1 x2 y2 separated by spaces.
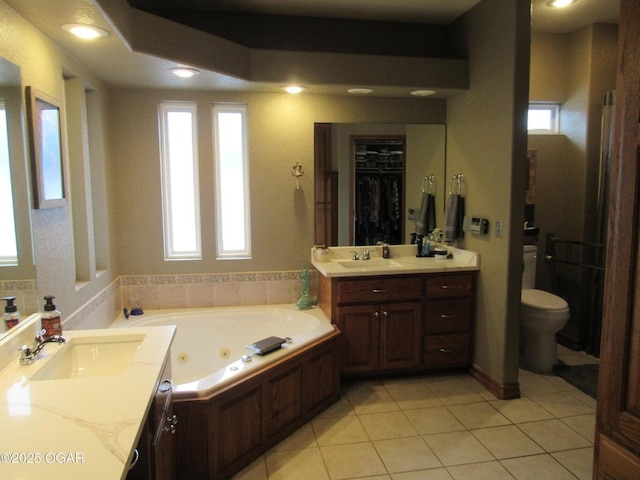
315 395 355 419
359 411 419 440
265 447 329 480
321 442 388 479
447 402 511 429
447 460 516 480
423 431 494 466
565 386 598 409
404 406 466 435
270 423 317 451
489 397 554 424
384 381 443 410
312 415 369 446
347 388 400 415
530 391 595 418
430 383 486 406
560 413 596 442
391 469 453 480
231 455 267 479
552 447 594 480
500 453 578 480
518 374 564 397
374 436 442 473
518 419 592 452
471 425 544 459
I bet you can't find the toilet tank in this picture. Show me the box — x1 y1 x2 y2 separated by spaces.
522 245 537 289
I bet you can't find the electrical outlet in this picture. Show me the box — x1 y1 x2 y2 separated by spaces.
495 220 503 238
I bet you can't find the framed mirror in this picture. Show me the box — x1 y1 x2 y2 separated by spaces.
25 86 67 209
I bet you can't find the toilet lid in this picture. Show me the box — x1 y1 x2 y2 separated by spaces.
522 289 569 310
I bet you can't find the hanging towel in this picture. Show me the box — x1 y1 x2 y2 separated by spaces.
443 193 464 243
414 192 430 235
415 192 437 235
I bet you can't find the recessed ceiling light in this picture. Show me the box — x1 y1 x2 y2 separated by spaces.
546 0 577 7
410 90 437 97
61 24 108 40
170 67 200 78
347 88 374 95
282 85 306 94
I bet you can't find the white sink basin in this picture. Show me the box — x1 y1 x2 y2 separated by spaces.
338 259 403 269
30 334 145 381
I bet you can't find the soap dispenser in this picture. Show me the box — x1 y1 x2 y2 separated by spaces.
2 296 20 331
41 295 62 336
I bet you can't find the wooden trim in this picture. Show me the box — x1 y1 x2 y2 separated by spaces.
470 364 520 400
597 433 640 480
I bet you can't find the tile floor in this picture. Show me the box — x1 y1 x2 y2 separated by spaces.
232 346 599 480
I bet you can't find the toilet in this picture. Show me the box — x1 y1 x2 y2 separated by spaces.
521 244 570 372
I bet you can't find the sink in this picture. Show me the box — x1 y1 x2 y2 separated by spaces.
30 334 145 381
338 259 403 269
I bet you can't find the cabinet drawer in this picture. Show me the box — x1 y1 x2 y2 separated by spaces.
424 333 470 368
425 300 471 334
336 276 423 304
425 274 474 298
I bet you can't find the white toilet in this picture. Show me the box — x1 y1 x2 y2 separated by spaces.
521 245 570 372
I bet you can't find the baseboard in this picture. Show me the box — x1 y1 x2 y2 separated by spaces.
470 364 520 399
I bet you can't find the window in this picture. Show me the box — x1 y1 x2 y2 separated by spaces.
159 102 201 260
213 104 251 259
528 102 560 134
0 100 18 266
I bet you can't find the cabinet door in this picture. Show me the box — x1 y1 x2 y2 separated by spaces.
337 304 380 373
380 302 422 370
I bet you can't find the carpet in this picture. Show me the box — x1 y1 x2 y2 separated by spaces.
553 362 599 400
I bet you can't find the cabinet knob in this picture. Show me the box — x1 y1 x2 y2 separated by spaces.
374 311 380 318
167 413 178 425
164 423 177 434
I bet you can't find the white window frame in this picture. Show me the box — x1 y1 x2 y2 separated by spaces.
158 102 201 261
212 103 251 259
0 99 18 266
528 102 560 134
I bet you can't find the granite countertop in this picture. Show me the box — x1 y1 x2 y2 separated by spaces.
0 326 175 480
312 244 480 278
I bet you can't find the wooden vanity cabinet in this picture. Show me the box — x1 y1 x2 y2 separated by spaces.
423 273 476 369
127 360 176 480
320 275 423 374
318 270 477 375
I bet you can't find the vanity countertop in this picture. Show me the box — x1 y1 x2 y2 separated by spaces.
0 325 175 480
312 244 479 278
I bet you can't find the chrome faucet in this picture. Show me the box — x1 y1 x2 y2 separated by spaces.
362 250 370 260
351 251 360 260
18 329 66 365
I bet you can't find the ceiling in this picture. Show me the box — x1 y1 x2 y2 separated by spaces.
4 0 620 96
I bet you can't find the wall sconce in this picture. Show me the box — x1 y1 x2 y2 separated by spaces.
291 163 304 189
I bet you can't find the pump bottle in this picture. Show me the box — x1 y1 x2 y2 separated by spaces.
2 296 20 331
41 295 62 336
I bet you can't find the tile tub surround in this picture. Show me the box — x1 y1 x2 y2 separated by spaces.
121 270 317 310
232 367 596 480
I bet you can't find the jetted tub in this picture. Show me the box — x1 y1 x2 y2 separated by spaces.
113 304 341 479
112 304 338 399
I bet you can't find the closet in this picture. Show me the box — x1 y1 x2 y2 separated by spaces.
351 136 405 245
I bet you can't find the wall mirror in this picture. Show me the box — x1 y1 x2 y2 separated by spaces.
315 123 446 246
0 56 38 339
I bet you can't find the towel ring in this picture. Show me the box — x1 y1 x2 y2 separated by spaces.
422 175 435 195
448 173 465 196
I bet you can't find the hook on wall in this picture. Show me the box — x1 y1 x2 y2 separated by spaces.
291 162 304 189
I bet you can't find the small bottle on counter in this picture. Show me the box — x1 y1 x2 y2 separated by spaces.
382 244 390 259
2 296 20 331
41 295 62 336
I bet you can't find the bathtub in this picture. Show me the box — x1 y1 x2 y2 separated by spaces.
113 304 341 479
112 304 338 399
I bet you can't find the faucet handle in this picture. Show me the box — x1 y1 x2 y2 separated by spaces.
362 250 370 260
35 329 47 344
18 345 34 365
350 251 359 261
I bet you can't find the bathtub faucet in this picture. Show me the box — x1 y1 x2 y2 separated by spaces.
18 329 66 365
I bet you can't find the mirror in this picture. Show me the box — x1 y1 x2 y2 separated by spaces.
0 56 38 338
321 123 446 246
